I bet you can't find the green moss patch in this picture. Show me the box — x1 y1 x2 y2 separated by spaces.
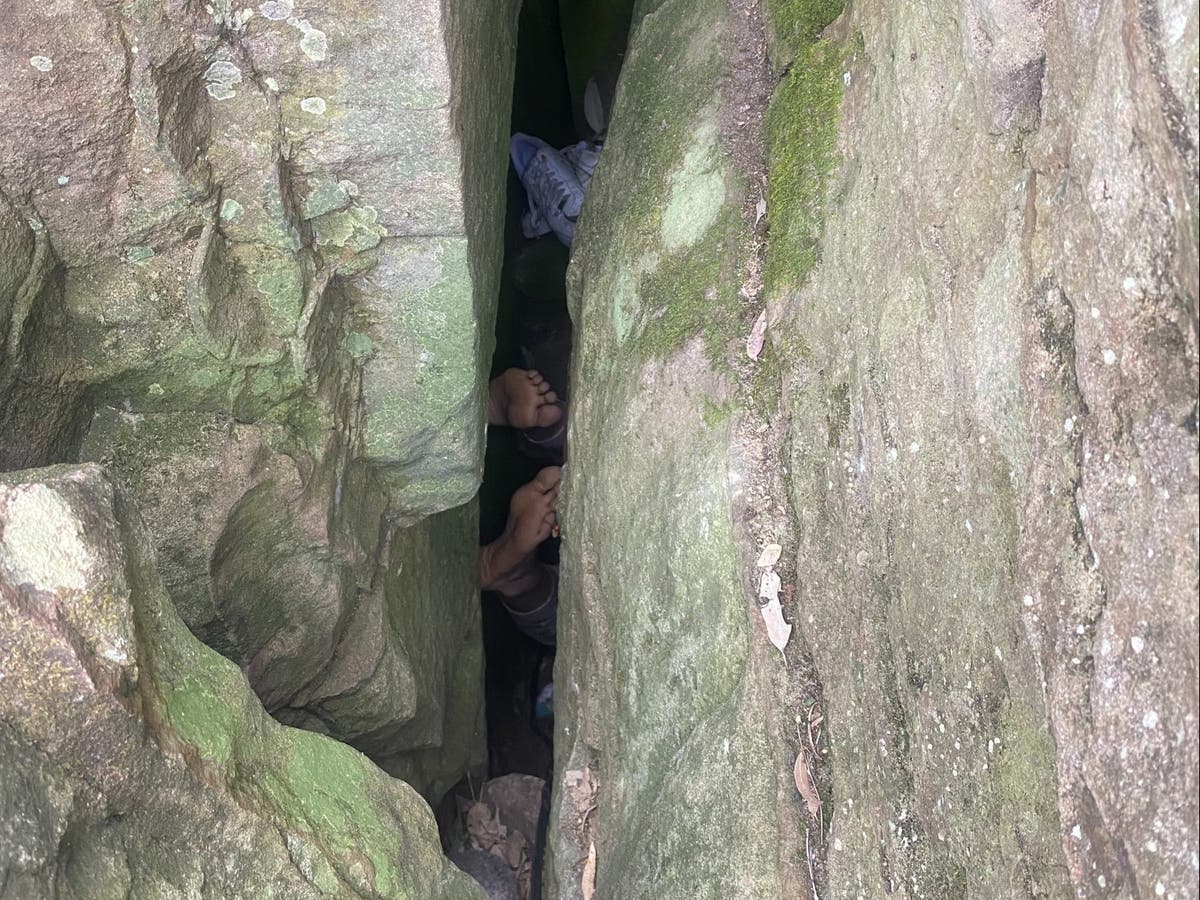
765 0 846 65
633 207 743 363
764 38 845 297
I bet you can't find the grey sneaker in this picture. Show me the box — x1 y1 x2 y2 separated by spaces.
561 140 602 193
511 133 588 247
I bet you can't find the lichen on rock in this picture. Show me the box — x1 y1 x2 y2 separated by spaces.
553 0 1197 894
0 464 483 899
0 0 520 800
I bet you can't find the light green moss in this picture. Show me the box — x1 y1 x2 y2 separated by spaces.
278 736 399 895
764 37 845 296
569 0 750 370
633 207 742 363
660 115 725 250
159 650 245 769
765 0 845 64
346 331 373 359
994 708 1064 853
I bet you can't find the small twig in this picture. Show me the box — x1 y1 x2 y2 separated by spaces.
805 828 820 900
580 803 598 830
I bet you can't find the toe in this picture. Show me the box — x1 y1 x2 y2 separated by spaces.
544 389 557 404
536 403 564 428
533 466 562 492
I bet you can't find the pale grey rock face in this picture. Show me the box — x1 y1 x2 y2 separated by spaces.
0 0 518 791
548 0 795 897
0 464 483 900
772 0 1199 890
0 0 1195 892
552 0 1197 895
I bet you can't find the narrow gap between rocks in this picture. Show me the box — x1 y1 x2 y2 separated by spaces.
436 1 633 894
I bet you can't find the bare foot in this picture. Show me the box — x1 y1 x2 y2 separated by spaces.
480 466 561 589
488 368 563 429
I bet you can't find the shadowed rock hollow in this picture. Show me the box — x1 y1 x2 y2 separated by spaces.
1 0 1196 897
0 465 482 898
1 0 518 806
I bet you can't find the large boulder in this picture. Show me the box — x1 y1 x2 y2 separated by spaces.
553 0 1197 896
765 0 1198 890
0 464 482 899
549 0 798 896
0 0 517 786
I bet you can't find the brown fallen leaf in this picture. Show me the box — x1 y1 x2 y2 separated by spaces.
466 801 507 852
758 570 781 601
581 841 597 900
760 595 792 652
756 542 782 568
505 829 529 869
793 751 822 818
746 309 767 361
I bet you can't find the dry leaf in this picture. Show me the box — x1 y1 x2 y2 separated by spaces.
793 752 822 818
758 570 781 601
466 802 506 851
506 829 529 869
465 801 492 834
760 595 792 652
756 543 782 567
581 841 597 900
518 857 533 900
746 310 767 361
755 196 767 226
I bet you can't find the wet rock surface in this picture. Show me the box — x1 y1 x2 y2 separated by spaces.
0 464 483 899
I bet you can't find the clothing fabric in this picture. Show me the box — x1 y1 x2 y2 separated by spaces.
492 560 559 647
501 573 558 647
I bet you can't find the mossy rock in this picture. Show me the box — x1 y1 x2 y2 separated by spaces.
0 464 483 899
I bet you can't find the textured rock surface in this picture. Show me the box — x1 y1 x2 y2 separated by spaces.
549 0 798 897
554 0 1197 897
766 0 1199 891
0 0 517 789
0 464 482 899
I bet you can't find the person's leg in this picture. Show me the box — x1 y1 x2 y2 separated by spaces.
479 467 563 647
499 564 558 647
479 466 561 590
